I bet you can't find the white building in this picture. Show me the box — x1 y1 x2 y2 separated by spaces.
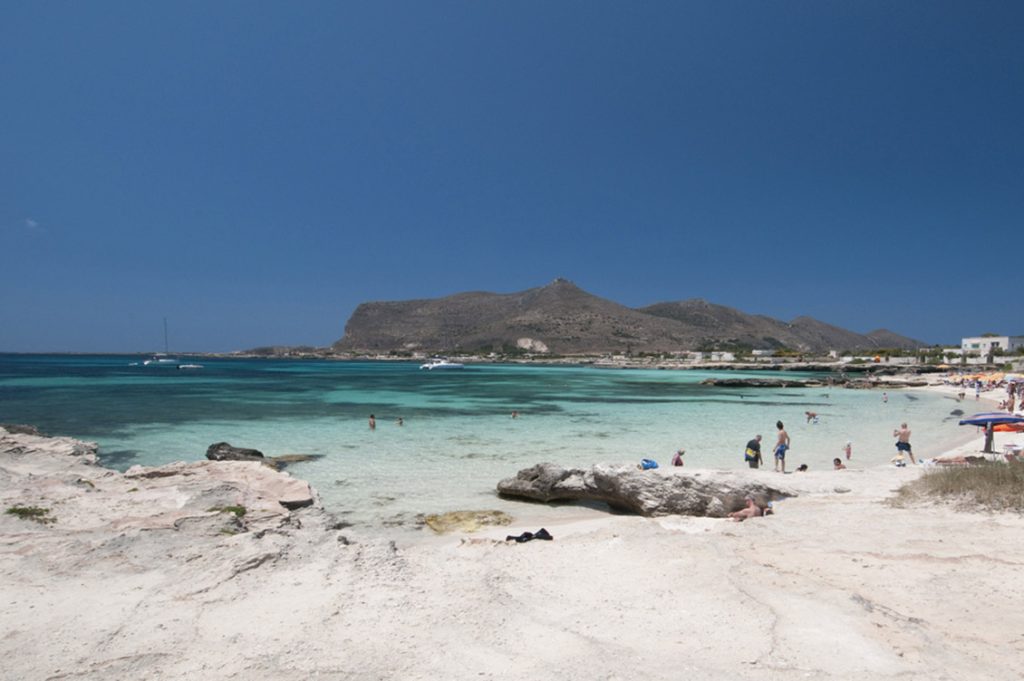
961 335 1024 356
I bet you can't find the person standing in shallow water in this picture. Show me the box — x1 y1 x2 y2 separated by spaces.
744 435 763 469
368 414 376 430
773 421 790 473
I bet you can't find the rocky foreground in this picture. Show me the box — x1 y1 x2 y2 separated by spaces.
3 426 1024 680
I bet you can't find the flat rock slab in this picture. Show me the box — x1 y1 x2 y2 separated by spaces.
1 427 318 534
498 462 795 517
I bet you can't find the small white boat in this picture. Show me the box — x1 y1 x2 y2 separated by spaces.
420 358 465 370
177 363 204 370
142 319 179 366
143 354 180 367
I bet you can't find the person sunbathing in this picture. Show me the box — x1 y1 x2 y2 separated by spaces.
728 497 763 522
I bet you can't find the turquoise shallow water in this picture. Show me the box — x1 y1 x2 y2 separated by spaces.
1 355 967 531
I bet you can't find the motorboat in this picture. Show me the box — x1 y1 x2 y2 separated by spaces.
419 358 465 370
177 363 204 370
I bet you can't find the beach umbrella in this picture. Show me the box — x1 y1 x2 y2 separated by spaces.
959 412 1024 453
958 412 1024 427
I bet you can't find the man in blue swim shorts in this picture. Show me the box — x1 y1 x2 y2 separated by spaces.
773 420 790 473
893 422 916 464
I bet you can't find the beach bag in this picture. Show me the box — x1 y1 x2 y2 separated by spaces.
640 458 659 470
744 447 757 462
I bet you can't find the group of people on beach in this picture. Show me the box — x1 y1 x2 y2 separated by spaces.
738 418 913 472
727 419 915 520
742 421 791 471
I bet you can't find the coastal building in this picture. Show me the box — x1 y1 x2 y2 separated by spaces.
960 335 1024 356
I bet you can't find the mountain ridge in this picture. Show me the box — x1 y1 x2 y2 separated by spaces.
333 279 924 354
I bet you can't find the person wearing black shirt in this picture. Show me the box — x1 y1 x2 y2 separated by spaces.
744 435 763 469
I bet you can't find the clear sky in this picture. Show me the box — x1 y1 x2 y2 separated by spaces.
2 2 1021 352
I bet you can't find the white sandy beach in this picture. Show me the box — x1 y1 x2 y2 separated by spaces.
2 385 1023 681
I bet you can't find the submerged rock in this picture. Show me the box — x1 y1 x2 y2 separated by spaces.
497 463 793 517
268 453 324 470
423 510 513 534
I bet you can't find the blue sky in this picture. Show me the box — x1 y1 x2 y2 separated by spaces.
2 2 1021 352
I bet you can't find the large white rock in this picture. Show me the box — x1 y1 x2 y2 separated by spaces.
516 337 549 353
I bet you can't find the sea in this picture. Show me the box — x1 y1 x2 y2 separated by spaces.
0 354 968 533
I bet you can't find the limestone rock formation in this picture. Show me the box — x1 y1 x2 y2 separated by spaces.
497 462 794 517
0 426 320 535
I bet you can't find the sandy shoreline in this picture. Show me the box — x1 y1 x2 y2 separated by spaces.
2 384 1023 680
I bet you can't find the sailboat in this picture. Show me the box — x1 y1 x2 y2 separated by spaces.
143 318 181 367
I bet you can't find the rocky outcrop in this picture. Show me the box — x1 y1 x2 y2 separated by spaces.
0 424 44 436
1 427 322 534
700 378 828 388
206 441 265 463
497 462 794 517
205 443 323 472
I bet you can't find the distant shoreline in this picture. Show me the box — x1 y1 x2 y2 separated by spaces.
1 349 988 373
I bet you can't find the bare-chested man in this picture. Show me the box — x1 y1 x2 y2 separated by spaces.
893 422 916 464
729 496 764 522
773 420 790 473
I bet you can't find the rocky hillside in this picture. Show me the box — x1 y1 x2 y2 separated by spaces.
333 279 923 354
335 279 698 354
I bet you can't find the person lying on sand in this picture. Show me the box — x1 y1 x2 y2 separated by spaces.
728 496 763 522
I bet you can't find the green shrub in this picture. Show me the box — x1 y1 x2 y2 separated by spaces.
208 505 247 517
6 506 55 524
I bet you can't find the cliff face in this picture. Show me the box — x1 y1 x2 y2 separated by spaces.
334 280 923 354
